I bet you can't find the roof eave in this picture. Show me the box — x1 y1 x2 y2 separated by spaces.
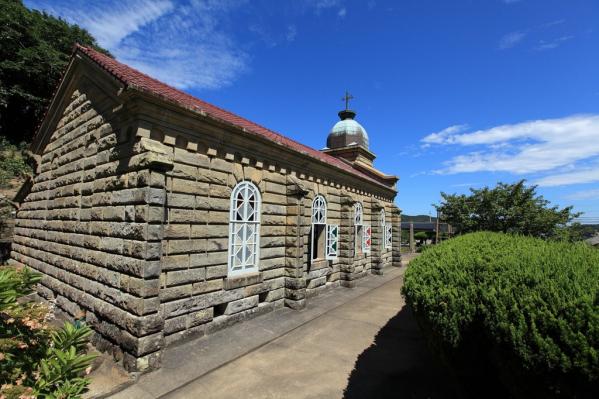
72 45 397 194
125 86 397 193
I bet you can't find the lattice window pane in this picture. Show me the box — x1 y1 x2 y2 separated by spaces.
312 195 327 224
379 209 386 227
228 182 261 276
354 203 363 226
326 224 339 260
385 223 392 249
310 195 328 261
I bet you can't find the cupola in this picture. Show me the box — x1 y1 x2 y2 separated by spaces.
322 91 376 167
327 109 370 149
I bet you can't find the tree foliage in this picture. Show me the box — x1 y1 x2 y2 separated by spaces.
0 136 31 187
403 232 599 398
413 231 430 241
0 267 95 399
0 0 109 145
435 180 580 238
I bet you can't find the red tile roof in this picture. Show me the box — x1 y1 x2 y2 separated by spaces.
75 44 394 190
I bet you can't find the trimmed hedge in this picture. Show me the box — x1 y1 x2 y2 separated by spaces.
402 232 599 398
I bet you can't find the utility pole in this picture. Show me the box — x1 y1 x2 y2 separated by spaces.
409 222 415 253
435 210 440 244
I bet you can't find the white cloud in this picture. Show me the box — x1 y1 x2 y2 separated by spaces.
311 0 341 11
286 25 298 42
496 19 573 52
27 0 249 90
536 168 599 187
77 0 174 49
499 31 526 49
27 0 174 48
26 0 350 90
422 124 469 145
305 0 346 17
565 188 599 200
422 115 599 177
535 35 574 51
541 20 565 28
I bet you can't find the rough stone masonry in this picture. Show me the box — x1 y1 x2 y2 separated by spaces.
9 45 401 372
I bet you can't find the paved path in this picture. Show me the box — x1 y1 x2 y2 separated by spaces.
110 263 456 399
165 273 454 399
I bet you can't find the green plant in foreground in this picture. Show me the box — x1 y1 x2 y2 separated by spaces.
402 232 599 398
0 267 95 399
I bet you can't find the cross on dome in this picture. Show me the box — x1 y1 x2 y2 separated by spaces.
342 90 354 111
327 91 369 150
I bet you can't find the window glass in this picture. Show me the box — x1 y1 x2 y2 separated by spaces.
228 181 261 276
311 195 327 260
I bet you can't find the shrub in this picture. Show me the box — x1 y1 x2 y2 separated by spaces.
402 232 599 398
416 243 433 253
0 266 95 399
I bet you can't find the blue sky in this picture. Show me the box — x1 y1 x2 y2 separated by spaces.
26 0 599 220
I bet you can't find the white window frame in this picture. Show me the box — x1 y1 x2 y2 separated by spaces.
385 223 392 249
228 181 261 277
379 209 386 249
310 195 327 261
354 202 363 226
326 224 339 260
354 202 363 254
312 195 327 224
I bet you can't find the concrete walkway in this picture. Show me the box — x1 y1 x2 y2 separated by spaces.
109 263 455 398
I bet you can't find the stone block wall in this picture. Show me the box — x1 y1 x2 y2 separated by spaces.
301 185 342 298
10 81 167 371
372 203 395 274
142 135 287 345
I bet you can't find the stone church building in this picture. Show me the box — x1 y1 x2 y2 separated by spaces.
10 45 401 371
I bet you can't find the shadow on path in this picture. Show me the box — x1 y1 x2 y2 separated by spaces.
343 305 459 399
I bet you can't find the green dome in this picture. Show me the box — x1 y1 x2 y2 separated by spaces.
327 110 369 149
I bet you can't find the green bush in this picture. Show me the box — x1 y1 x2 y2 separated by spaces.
402 232 599 398
0 267 96 399
416 243 433 253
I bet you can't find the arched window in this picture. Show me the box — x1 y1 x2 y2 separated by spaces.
354 202 363 226
228 181 261 276
312 195 327 224
311 195 327 261
380 208 389 250
354 202 371 254
310 195 339 261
